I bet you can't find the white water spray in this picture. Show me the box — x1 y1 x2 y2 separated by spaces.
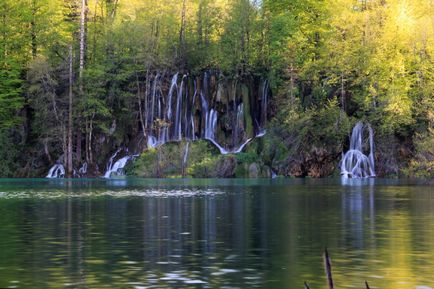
142 72 270 153
341 122 376 178
103 152 139 178
46 163 65 178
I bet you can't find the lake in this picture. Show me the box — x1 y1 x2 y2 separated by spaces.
0 178 432 289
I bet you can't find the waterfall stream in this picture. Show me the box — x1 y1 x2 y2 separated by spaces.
103 152 139 178
341 122 376 178
46 163 65 178
143 71 270 154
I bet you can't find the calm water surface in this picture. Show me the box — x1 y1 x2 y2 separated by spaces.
0 178 432 289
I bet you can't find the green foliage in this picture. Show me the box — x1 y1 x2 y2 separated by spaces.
0 63 23 129
402 129 434 178
0 0 432 177
188 155 220 178
279 99 351 153
235 152 258 165
267 99 352 177
129 148 158 177
0 131 21 177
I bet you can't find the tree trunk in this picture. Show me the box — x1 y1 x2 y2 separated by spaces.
67 45 73 177
85 119 90 163
79 0 87 84
341 72 345 113
44 139 52 164
92 0 99 63
179 0 187 67
76 129 82 165
290 62 295 106
31 0 37 58
136 66 146 139
197 0 203 45
89 116 93 164
2 12 7 61
77 0 87 165
110 0 119 19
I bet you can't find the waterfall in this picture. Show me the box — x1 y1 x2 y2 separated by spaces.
174 75 186 140
234 103 244 145
79 162 88 175
256 130 266 138
155 74 162 120
189 83 197 140
149 75 157 128
46 163 65 178
104 156 131 178
77 162 88 178
205 109 217 140
166 73 179 124
138 71 270 154
200 91 208 138
183 142 190 166
341 122 376 178
106 148 121 172
103 152 139 178
203 105 259 155
147 136 158 148
261 80 269 127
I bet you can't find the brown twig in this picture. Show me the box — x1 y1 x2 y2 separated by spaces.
324 248 334 289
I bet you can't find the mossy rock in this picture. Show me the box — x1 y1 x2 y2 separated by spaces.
130 140 221 178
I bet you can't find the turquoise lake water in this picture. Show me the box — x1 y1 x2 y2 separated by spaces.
0 178 432 288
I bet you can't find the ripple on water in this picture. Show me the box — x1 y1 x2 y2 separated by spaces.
0 189 226 199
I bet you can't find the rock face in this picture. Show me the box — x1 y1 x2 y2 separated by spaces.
96 70 273 178
142 70 270 154
129 140 271 178
248 163 259 178
215 156 237 178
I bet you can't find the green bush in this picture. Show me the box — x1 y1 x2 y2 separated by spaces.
402 129 434 178
0 130 21 177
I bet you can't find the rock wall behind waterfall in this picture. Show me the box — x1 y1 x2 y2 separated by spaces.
142 70 270 151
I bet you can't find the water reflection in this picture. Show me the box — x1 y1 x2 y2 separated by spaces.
0 179 432 288
341 177 376 249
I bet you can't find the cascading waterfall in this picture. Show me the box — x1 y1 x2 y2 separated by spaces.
100 71 271 178
103 151 139 178
341 122 376 178
261 80 269 128
188 82 197 141
174 75 187 140
78 162 88 175
104 156 131 178
73 162 88 178
141 72 270 154
106 148 121 172
46 163 65 178
234 103 244 145
166 73 178 122
183 142 190 166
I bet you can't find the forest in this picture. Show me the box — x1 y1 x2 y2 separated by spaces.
0 0 432 178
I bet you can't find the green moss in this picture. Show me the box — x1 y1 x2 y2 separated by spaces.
188 155 220 177
128 149 158 177
240 84 254 138
130 140 223 178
